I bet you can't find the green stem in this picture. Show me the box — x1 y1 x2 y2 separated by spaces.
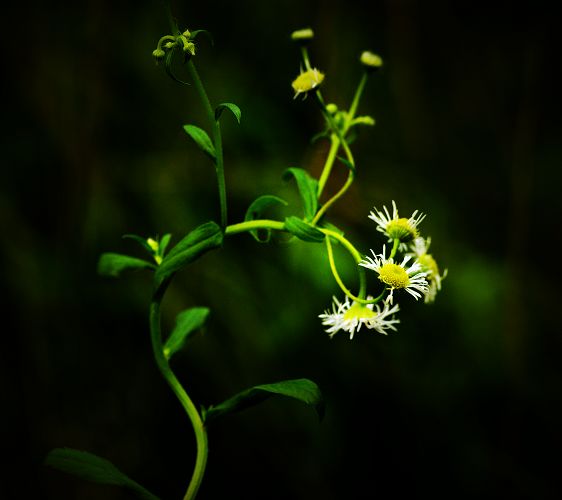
150 287 208 500
300 46 312 71
345 73 368 129
186 61 228 229
316 134 339 199
389 238 400 260
324 236 385 304
312 171 354 225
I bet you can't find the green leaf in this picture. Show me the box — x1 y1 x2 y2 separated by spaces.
164 307 210 359
203 378 324 423
215 102 241 124
159 234 172 255
45 448 160 500
122 234 153 253
337 156 355 173
154 222 223 289
284 216 325 243
282 168 319 221
164 49 189 86
244 195 288 243
190 29 214 46
183 124 216 161
97 253 155 278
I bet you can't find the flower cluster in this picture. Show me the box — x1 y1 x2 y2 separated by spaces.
320 201 446 339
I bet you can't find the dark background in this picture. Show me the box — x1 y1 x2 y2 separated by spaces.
3 0 562 498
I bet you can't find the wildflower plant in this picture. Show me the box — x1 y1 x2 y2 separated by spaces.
45 8 447 500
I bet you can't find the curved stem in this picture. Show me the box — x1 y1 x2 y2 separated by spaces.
312 170 354 225
150 287 208 500
324 237 385 304
186 61 228 229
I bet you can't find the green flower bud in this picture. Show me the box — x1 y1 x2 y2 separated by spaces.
291 28 314 41
326 103 338 114
291 28 314 44
360 51 383 70
182 29 191 39
152 48 166 60
183 42 196 56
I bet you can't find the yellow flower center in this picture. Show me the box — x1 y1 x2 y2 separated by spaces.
379 263 410 288
386 218 418 242
418 254 439 280
343 302 376 321
292 69 325 96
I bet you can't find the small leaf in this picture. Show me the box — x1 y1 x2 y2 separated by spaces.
336 156 355 173
215 102 241 124
45 448 160 500
154 222 223 289
159 234 172 255
311 130 330 144
164 307 210 359
164 49 190 86
122 234 153 253
350 115 376 126
97 253 155 278
203 378 324 423
282 168 319 220
190 29 214 46
284 216 325 243
183 124 216 161
244 195 288 243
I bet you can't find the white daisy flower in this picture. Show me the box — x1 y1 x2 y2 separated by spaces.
359 245 429 303
409 237 447 303
368 200 425 249
319 295 400 339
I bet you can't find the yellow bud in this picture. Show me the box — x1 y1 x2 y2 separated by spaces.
291 28 314 42
360 51 383 70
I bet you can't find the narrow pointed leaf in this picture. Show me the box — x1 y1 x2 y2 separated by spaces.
164 49 189 86
203 378 324 423
154 222 223 288
164 307 210 359
215 103 241 124
97 253 155 278
190 29 214 46
122 234 153 253
159 233 172 255
284 216 325 243
244 195 288 242
337 156 355 173
183 124 216 161
45 448 160 500
282 168 318 220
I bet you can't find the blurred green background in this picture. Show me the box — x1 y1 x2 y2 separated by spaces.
3 0 562 498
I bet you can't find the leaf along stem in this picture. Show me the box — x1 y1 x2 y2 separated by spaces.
150 285 208 500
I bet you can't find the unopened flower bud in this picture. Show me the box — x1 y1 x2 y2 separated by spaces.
291 28 314 43
326 103 338 114
152 48 166 60
183 42 196 56
360 51 383 71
